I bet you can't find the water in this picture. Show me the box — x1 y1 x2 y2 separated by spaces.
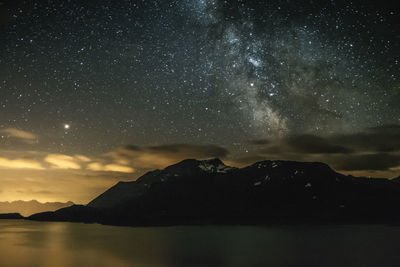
1 220 400 267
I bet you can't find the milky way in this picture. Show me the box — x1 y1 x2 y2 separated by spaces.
186 0 399 137
0 0 399 153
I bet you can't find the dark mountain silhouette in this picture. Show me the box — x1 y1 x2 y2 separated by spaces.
87 158 234 209
28 159 400 226
392 176 400 182
0 200 74 216
0 213 24 219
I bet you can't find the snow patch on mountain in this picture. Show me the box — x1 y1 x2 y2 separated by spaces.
198 161 233 173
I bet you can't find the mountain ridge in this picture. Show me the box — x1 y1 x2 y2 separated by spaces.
28 158 400 226
0 200 74 217
88 158 236 209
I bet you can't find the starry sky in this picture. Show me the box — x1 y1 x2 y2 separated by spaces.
0 0 399 203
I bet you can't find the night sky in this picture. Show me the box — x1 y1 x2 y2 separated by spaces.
0 0 399 203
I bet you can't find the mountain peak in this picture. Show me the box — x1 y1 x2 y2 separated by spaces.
167 158 225 167
201 158 224 166
197 158 234 173
165 158 233 174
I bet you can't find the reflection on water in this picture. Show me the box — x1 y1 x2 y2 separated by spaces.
1 220 400 267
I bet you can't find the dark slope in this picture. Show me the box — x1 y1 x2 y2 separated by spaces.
28 159 400 226
28 205 100 223
0 200 74 217
87 158 235 209
0 213 24 219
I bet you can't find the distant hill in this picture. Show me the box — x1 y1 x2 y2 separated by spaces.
392 176 400 182
0 213 24 219
0 200 74 216
28 158 400 226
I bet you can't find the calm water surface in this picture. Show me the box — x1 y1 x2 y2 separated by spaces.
1 220 400 267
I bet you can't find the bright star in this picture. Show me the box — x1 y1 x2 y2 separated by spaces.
64 124 70 130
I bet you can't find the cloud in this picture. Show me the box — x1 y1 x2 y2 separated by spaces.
0 150 134 174
36 153 134 173
249 139 271 145
44 154 81 170
0 157 44 170
284 134 353 154
330 153 400 171
105 144 229 170
87 162 134 173
1 128 38 144
390 166 400 172
244 124 400 175
253 124 400 155
75 155 91 162
331 124 400 153
253 135 353 155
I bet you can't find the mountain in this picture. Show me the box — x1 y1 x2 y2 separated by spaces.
87 158 235 209
0 200 74 217
392 176 400 182
28 159 400 226
0 213 24 219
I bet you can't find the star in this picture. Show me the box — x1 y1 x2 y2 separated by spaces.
0 0 398 183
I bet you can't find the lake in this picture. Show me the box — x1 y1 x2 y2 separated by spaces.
1 220 400 267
